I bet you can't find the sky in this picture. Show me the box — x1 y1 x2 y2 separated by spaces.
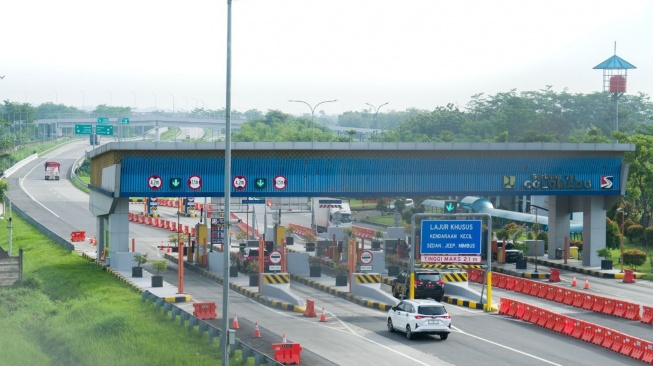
1 0 652 115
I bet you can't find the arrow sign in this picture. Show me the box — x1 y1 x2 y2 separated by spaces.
170 178 181 189
444 200 457 213
255 178 266 189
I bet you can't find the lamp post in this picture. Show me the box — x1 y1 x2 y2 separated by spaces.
288 99 337 142
365 102 388 131
617 207 626 273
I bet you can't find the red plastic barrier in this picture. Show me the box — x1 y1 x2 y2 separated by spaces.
591 326 606 346
582 294 594 310
273 343 302 365
544 312 556 330
499 298 510 314
192 302 217 320
549 268 561 282
602 298 616 315
505 276 516 291
521 305 534 322
529 306 541 325
508 300 519 317
642 306 653 324
545 286 557 301
624 269 636 284
537 309 549 327
611 333 624 353
497 273 508 289
625 303 641 321
581 323 595 342
632 339 646 361
562 289 574 305
592 296 605 313
642 341 653 363
70 231 86 242
303 299 317 318
570 320 585 339
602 329 615 349
553 314 565 333
554 288 565 303
572 292 584 308
513 278 524 293
467 269 478 283
531 282 542 297
621 336 634 356
562 318 574 336
521 280 533 295
515 303 526 319
613 301 626 318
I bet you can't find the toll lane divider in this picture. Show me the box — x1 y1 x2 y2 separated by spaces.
476 270 648 323
129 211 196 238
499 298 653 364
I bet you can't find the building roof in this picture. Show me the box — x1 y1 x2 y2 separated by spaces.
593 55 637 70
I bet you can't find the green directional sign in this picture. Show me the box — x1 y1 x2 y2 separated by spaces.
170 178 182 189
444 200 457 213
96 125 114 136
74 124 93 134
97 117 109 124
255 178 266 189
120 117 130 124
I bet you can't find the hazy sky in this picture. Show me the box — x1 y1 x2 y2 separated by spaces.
2 0 652 115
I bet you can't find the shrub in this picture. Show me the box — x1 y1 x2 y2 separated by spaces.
645 226 653 246
606 217 621 249
229 251 243 268
245 260 259 274
302 232 317 243
332 262 348 275
151 260 168 276
308 255 322 267
132 253 148 267
596 247 613 261
627 224 643 243
536 232 549 252
624 249 647 269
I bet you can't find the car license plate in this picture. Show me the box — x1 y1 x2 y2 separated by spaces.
428 319 440 324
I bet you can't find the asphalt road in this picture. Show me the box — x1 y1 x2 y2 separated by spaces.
3 140 649 365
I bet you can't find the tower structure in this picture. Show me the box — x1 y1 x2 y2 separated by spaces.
593 44 636 135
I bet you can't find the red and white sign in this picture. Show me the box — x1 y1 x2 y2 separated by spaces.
273 175 287 190
148 175 162 190
233 176 247 190
359 250 373 265
269 250 282 264
188 175 202 190
421 255 481 264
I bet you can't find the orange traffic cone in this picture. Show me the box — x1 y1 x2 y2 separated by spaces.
232 314 240 329
319 307 327 322
571 275 577 287
253 322 261 338
282 333 288 343
584 278 590 290
167 247 171 253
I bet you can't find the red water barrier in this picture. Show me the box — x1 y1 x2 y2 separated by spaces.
642 306 653 324
602 298 616 315
572 292 584 308
632 339 645 361
273 343 302 365
536 309 549 327
562 318 574 336
552 314 565 333
562 289 574 305
70 231 86 242
625 303 641 321
192 302 217 320
571 320 585 339
642 341 653 363
621 336 635 356
611 333 624 353
530 282 541 297
499 298 510 314
549 268 561 282
508 300 520 317
613 301 626 318
545 286 557 301
497 273 508 289
592 296 605 313
505 276 516 290
581 294 595 310
521 304 534 322
544 311 556 330
467 269 478 283
513 278 524 292
515 303 526 319
591 326 606 346
603 329 615 349
521 280 533 295
554 288 565 303
581 322 595 342
529 306 541 325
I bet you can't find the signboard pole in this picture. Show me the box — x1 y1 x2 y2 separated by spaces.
410 212 493 312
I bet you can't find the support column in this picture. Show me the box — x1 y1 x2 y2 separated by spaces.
582 196 606 267
547 196 570 261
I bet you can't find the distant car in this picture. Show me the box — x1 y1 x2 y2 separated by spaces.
388 198 414 213
387 299 451 340
391 269 445 302
186 134 191 139
243 248 271 267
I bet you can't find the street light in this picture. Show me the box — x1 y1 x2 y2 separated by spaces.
365 102 388 130
288 99 337 142
617 207 626 273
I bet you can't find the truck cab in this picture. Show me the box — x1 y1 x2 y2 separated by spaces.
44 161 61 180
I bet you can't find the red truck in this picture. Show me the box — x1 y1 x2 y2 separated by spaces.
44 161 61 180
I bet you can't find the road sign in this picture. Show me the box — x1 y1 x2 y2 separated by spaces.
233 176 247 190
420 219 482 256
188 175 202 190
96 125 114 136
147 175 162 190
318 199 342 204
74 124 93 134
120 117 130 124
444 200 457 213
255 178 266 189
359 250 373 265
268 265 282 271
360 265 373 271
269 250 282 264
273 175 287 190
170 178 182 189
97 117 109 124
242 199 265 204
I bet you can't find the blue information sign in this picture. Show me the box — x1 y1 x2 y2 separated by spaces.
420 220 482 255
242 199 265 204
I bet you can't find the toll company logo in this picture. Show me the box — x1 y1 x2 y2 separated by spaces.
503 176 515 190
600 175 613 189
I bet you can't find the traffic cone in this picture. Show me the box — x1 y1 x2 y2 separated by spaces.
166 247 171 253
319 307 327 322
232 314 239 329
571 275 577 287
584 278 590 290
282 333 287 343
253 322 261 338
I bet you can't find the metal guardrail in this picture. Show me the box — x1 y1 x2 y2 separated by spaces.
141 291 281 366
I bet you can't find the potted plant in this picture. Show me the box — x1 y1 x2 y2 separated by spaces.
245 260 260 286
150 260 168 288
132 253 148 278
372 230 384 250
302 231 317 252
333 262 348 286
597 247 613 270
229 251 242 277
285 225 296 246
308 255 322 277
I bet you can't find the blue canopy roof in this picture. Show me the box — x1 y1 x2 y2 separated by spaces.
593 55 637 70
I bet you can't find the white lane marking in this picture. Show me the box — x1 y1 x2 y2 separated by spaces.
19 161 60 218
453 325 563 365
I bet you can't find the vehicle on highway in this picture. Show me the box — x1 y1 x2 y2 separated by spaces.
391 269 445 301
389 198 414 212
44 161 60 180
243 248 271 268
387 299 451 340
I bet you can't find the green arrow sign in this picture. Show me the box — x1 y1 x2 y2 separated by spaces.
74 124 93 134
255 178 266 189
444 200 457 213
97 117 109 124
170 178 182 189
96 125 114 136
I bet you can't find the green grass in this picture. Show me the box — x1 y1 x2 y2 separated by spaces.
0 214 251 366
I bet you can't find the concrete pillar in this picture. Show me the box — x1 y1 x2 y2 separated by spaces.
582 196 606 267
547 196 570 261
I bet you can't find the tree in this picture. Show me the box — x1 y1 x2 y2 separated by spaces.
614 132 653 232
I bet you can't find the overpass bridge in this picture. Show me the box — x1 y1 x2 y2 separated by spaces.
85 141 634 271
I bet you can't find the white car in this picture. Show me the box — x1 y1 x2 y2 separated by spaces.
387 299 451 340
